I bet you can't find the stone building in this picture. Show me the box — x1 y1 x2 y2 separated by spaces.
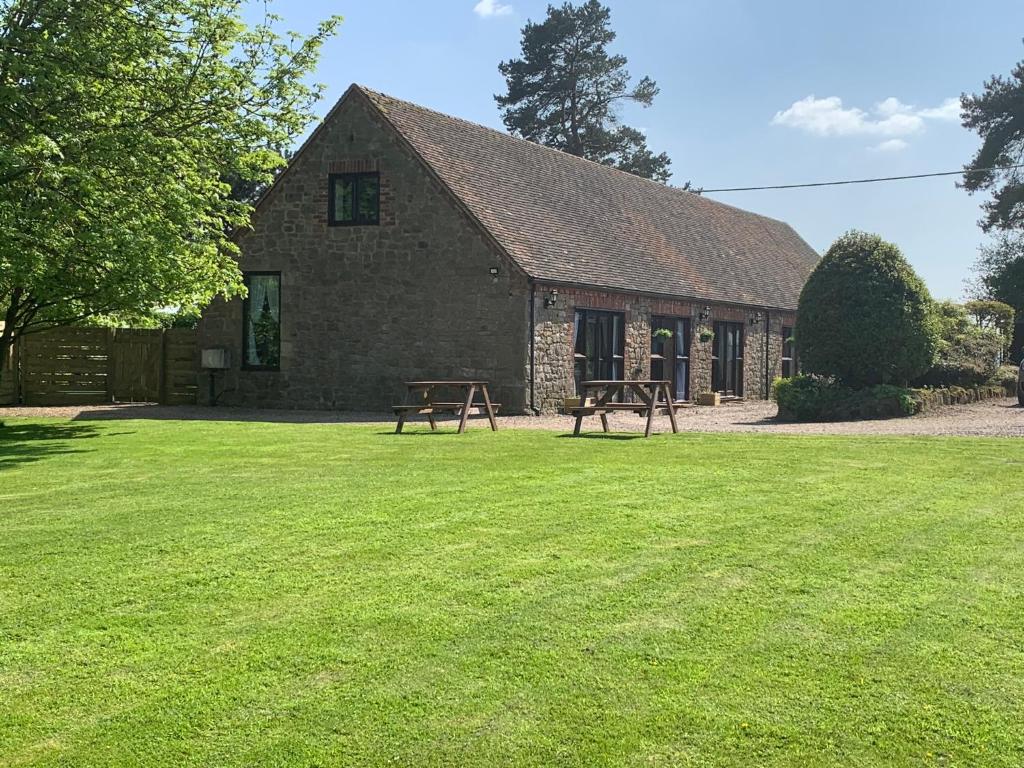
198 85 818 413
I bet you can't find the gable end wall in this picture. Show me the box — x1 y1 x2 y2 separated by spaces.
198 93 530 412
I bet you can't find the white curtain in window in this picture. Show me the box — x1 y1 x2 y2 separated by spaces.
245 275 279 366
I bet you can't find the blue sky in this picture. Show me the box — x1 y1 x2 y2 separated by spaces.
247 1 1024 300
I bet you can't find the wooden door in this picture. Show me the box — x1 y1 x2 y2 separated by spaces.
111 329 163 402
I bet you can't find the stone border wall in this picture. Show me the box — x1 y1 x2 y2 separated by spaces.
912 383 1016 411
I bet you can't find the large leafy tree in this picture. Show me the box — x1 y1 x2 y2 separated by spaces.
0 0 340 388
960 48 1024 232
495 0 672 182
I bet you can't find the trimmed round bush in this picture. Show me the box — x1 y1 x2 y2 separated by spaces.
796 231 939 388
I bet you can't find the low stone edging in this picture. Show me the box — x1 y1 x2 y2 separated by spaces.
776 381 1016 422
910 383 1015 412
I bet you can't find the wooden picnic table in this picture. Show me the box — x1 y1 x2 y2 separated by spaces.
570 380 679 438
393 380 499 434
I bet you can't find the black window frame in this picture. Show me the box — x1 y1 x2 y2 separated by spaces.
711 321 744 396
573 308 626 395
241 271 282 372
328 171 380 226
781 325 796 379
651 315 692 401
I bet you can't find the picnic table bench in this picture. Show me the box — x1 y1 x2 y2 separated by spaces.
393 381 499 434
569 380 679 438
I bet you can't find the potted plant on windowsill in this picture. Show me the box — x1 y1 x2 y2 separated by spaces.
696 390 720 406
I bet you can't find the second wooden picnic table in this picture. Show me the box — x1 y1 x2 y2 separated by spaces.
571 380 679 438
393 381 499 434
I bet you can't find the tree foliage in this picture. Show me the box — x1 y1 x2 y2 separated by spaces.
495 0 672 182
964 298 1015 334
960 46 1024 232
917 300 1004 387
0 0 340 380
972 234 1024 316
796 231 939 388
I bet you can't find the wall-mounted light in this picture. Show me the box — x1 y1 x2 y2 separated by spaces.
488 266 500 283
544 289 559 308
698 306 711 322
749 311 763 326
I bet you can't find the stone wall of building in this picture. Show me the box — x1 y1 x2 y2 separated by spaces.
529 284 796 412
198 91 530 412
197 89 801 416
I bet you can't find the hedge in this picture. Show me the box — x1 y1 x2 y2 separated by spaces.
773 375 918 421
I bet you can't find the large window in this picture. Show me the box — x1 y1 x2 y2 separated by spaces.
243 272 281 370
781 325 797 378
651 316 691 401
573 309 625 394
711 321 744 396
328 172 380 226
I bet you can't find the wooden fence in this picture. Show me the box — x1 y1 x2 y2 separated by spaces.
0 327 198 406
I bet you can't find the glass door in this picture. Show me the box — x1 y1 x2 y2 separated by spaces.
712 321 744 395
574 309 625 394
652 316 691 401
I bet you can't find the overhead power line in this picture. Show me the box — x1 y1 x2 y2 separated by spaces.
696 164 1024 194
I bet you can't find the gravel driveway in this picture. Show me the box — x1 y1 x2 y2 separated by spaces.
3 397 1022 437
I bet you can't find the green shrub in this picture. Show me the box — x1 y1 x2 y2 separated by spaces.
773 375 918 421
917 301 1003 387
991 364 1019 391
796 231 939 388
773 375 847 421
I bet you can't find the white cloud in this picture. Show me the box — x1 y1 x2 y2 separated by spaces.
869 138 909 153
771 94 959 144
473 0 512 17
917 97 961 121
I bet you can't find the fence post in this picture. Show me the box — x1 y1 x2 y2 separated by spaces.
158 330 168 405
105 327 116 403
15 334 22 405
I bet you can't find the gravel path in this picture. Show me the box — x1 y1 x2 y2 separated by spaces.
3 398 1022 437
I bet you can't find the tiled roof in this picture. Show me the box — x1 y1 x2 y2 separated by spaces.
357 85 818 311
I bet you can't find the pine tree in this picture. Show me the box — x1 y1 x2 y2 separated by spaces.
961 48 1024 232
495 0 672 182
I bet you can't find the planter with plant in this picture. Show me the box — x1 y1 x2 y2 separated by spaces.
698 328 715 344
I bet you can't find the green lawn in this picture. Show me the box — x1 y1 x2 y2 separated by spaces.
2 417 1023 767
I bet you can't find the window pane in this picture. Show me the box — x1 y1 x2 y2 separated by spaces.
332 177 354 223
245 274 280 368
358 175 380 223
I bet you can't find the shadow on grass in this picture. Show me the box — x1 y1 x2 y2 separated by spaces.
0 422 108 470
65 404 395 425
381 428 497 436
556 433 647 440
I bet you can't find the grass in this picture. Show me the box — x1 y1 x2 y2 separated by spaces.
2 417 1023 767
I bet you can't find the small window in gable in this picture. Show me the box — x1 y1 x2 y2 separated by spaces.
329 172 379 226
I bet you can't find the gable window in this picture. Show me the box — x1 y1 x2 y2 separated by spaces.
243 272 281 370
781 325 796 378
329 172 380 226
573 309 625 395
